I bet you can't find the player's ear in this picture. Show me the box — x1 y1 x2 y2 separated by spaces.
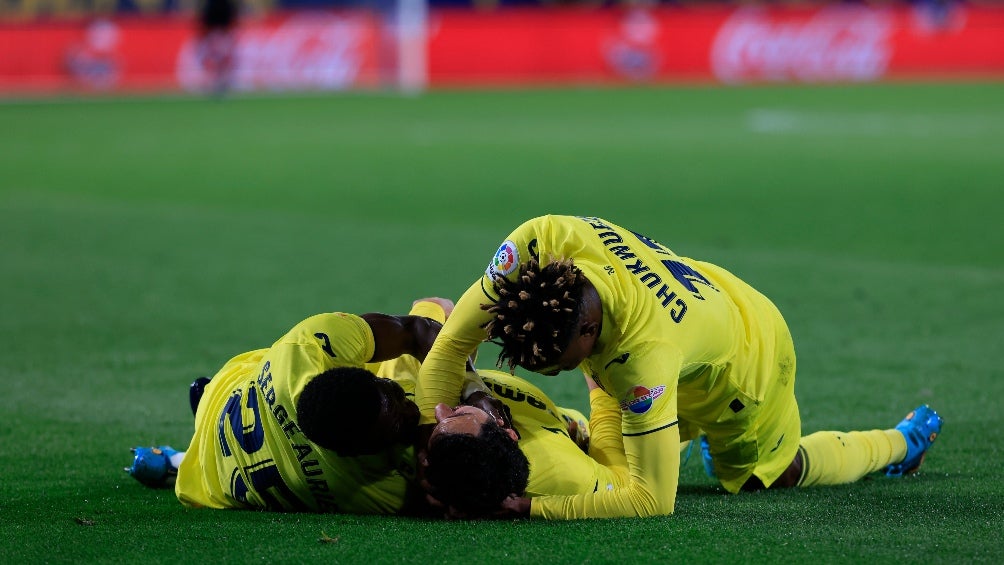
503 426 519 442
581 319 600 337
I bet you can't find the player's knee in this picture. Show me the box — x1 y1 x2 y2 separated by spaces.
772 451 803 488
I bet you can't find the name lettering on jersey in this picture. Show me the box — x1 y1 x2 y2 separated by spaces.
254 361 339 511
577 216 702 323
300 458 324 477
483 379 561 422
619 385 666 414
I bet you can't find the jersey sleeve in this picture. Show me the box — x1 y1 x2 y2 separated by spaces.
415 281 495 424
585 388 628 476
529 424 681 519
528 342 684 519
603 340 681 435
416 216 574 424
273 312 375 405
408 300 448 325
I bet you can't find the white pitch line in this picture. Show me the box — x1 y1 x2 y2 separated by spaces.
746 108 1003 137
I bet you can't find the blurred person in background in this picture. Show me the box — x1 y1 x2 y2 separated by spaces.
197 0 240 94
64 18 122 90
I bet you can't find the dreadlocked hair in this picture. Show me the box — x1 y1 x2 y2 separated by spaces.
480 257 585 372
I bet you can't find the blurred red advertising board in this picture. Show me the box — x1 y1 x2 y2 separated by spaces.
1 4 1001 94
0 11 382 93
428 4 1004 85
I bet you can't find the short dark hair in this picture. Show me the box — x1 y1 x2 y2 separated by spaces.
481 257 585 371
424 421 530 517
296 367 380 456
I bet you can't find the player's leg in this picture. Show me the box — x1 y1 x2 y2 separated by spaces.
793 428 904 486
704 287 801 491
794 404 943 486
700 387 801 493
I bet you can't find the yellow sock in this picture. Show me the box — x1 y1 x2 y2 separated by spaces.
798 429 907 486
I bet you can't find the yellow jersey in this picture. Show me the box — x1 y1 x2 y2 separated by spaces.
177 301 445 514
477 370 629 497
416 215 795 518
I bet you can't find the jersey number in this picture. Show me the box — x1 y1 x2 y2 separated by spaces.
631 230 718 300
218 387 304 510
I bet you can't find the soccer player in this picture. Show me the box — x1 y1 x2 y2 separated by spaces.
414 214 944 519
422 369 631 517
423 370 630 518
129 298 452 514
127 299 629 515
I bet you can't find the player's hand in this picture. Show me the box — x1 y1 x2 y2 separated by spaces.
417 465 476 521
463 391 518 438
414 423 435 486
413 297 455 319
423 490 529 520
496 495 531 518
423 492 473 520
567 419 589 453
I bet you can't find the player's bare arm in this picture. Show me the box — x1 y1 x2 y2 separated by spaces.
363 311 444 363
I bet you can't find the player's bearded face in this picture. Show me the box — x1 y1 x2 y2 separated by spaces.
428 404 518 446
430 405 492 443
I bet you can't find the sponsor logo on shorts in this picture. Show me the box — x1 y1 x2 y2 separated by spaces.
620 385 666 414
486 240 519 278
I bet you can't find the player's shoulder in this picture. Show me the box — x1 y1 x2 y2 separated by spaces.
514 214 591 233
277 312 373 354
293 312 367 334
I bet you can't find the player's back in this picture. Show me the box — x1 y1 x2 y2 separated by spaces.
479 370 626 496
176 313 414 514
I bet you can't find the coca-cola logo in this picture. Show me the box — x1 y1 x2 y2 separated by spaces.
177 13 377 92
711 6 893 84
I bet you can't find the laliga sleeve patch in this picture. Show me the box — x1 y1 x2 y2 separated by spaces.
619 385 666 414
486 240 520 279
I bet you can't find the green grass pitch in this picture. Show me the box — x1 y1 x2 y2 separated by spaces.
1 82 1002 563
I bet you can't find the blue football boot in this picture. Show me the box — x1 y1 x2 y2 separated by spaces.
885 405 943 477
125 446 179 488
699 435 716 478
